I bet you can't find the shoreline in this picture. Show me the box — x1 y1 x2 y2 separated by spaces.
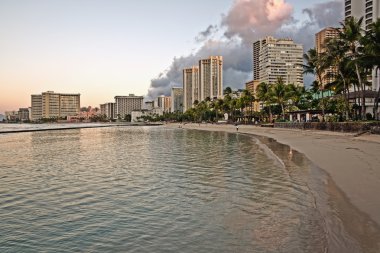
0 122 162 134
169 123 380 228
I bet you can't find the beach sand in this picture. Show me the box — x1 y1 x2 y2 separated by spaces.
168 123 380 228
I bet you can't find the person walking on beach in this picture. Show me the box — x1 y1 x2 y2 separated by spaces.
235 123 239 132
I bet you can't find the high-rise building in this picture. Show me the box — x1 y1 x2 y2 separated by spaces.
183 66 199 111
114 94 143 118
316 27 340 87
199 56 223 101
154 95 165 110
253 36 304 86
345 0 380 31
345 0 380 91
100 102 115 119
171 87 183 112
31 94 42 120
245 80 261 112
164 96 172 113
30 91 80 121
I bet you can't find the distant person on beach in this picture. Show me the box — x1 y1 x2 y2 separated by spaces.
235 124 239 132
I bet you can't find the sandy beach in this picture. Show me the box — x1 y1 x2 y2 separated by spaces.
168 123 380 228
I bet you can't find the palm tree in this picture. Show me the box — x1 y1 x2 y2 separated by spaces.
223 87 232 95
339 16 366 119
271 77 288 119
325 37 351 118
286 83 306 108
303 48 328 120
362 19 380 119
256 82 273 122
241 89 254 123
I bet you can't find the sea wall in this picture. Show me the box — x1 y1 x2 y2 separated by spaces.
274 122 380 134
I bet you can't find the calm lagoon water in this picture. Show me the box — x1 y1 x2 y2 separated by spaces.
0 126 370 252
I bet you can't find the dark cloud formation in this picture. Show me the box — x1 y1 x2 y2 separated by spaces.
147 0 344 99
278 0 343 51
195 25 218 43
147 40 251 98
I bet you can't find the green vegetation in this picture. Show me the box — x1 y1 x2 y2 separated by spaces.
146 17 380 124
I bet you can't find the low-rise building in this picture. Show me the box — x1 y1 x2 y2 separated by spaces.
18 108 30 122
100 102 115 119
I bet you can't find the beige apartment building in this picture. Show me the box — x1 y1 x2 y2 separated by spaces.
315 27 340 87
100 102 115 119
245 80 261 112
183 66 199 111
114 94 143 118
163 96 172 113
199 56 223 101
253 36 303 86
183 56 223 112
31 91 80 120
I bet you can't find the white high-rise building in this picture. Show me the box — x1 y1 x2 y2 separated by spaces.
114 94 143 119
171 87 183 112
345 0 380 31
253 36 304 86
199 56 223 101
183 66 199 111
345 0 380 92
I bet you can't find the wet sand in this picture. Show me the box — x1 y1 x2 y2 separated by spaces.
169 123 380 228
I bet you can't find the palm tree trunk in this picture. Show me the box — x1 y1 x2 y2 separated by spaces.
355 63 366 119
374 67 380 120
268 104 273 123
339 71 350 119
281 104 285 120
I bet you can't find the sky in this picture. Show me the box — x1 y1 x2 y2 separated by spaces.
0 0 343 113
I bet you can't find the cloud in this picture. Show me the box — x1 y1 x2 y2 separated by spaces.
147 40 252 99
303 0 344 28
146 0 344 98
222 0 293 44
277 0 343 53
195 25 218 43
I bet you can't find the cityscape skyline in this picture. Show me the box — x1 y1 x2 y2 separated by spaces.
0 0 343 114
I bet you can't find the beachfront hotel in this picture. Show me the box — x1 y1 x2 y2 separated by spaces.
315 27 340 87
199 56 223 101
31 91 80 120
345 0 380 31
183 56 223 111
114 94 143 118
253 36 303 86
183 66 199 111
171 87 183 112
345 0 380 92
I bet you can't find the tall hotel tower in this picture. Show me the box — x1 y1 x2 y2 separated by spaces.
199 56 223 101
183 66 199 112
315 27 340 87
345 0 380 91
345 0 379 31
183 56 223 112
253 36 303 86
